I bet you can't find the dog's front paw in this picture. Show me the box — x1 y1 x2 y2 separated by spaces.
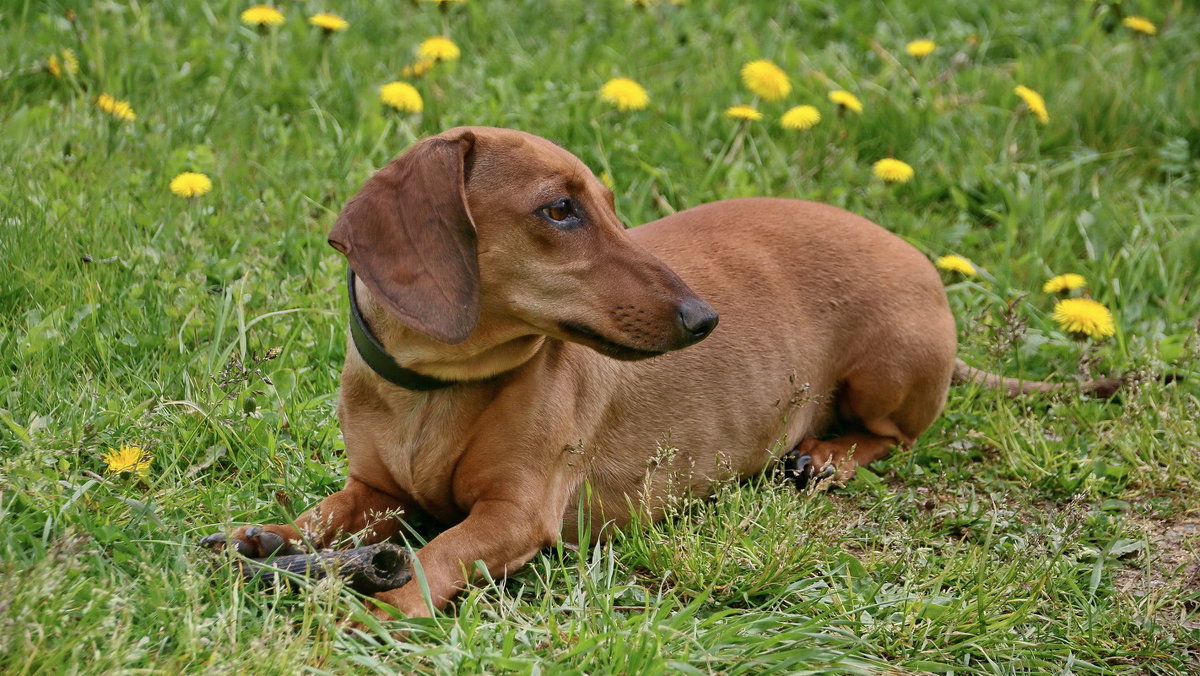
200 525 306 558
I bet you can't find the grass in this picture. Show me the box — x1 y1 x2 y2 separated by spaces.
2 0 1198 672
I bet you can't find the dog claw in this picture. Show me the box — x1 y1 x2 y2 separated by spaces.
781 451 835 490
233 532 261 557
199 526 302 558
781 451 812 489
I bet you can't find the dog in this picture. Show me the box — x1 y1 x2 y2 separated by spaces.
203 126 1120 618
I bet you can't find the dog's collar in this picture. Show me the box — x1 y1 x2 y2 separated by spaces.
347 268 459 392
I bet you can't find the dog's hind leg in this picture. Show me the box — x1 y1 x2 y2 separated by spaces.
786 349 954 488
201 477 410 557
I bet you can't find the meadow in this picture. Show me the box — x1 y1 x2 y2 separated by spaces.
2 0 1199 672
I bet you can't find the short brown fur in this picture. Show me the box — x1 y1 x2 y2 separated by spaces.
213 127 1115 618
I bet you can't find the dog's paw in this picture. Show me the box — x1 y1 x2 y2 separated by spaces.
199 525 305 558
781 447 835 491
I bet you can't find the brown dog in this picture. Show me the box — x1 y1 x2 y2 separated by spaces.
204 126 1117 618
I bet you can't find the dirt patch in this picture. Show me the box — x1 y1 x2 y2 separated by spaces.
1117 516 1200 629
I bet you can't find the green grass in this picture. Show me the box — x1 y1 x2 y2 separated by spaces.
2 0 1198 673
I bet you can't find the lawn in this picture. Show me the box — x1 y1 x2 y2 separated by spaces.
2 0 1198 673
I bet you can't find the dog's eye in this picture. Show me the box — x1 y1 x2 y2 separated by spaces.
538 198 580 228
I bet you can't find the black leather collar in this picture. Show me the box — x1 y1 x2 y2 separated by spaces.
346 268 459 391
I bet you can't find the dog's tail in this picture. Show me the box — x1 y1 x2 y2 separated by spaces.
952 359 1123 398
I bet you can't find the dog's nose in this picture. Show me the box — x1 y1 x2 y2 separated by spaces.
677 298 719 343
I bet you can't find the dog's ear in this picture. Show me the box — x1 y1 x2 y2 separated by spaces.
329 132 479 344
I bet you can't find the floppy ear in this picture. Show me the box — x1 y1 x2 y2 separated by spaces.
329 133 479 344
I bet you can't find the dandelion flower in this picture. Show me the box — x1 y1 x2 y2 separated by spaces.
380 81 423 113
741 60 791 101
102 445 153 477
1053 298 1115 339
781 105 821 130
873 158 914 183
725 104 763 121
402 58 437 78
1013 85 1049 124
1042 273 1087 294
112 102 136 121
600 77 649 111
906 40 937 58
309 12 349 32
1122 16 1157 36
241 5 285 27
935 255 977 277
599 171 615 189
48 49 78 78
828 90 863 114
170 172 213 198
419 36 460 62
97 93 136 122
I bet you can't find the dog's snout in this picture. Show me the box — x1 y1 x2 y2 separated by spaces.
677 298 719 343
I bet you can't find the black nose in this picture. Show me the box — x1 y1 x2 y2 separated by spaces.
677 298 719 343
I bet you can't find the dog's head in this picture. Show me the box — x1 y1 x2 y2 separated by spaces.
329 126 717 363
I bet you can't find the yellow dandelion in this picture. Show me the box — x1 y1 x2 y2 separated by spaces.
740 60 791 101
599 171 615 189
170 172 213 198
96 93 136 122
380 81 423 113
241 5 285 27
1122 16 1157 36
402 58 437 78
419 36 460 62
309 12 348 32
1013 85 1049 124
62 49 79 74
935 255 978 277
110 101 136 122
48 49 79 78
725 104 763 121
600 77 649 111
828 90 863 114
1053 298 1115 339
1042 273 1087 294
906 40 937 58
102 445 153 477
781 105 821 130
873 158 915 183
